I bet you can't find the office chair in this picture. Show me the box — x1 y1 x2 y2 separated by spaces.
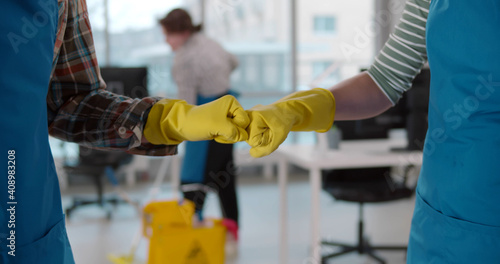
64 146 133 220
321 165 418 264
61 67 148 220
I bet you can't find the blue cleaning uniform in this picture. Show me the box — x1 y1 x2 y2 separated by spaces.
407 0 500 263
0 0 75 263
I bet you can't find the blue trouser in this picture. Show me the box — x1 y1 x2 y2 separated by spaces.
180 92 239 224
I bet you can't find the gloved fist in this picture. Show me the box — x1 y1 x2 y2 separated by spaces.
246 88 335 158
144 95 250 145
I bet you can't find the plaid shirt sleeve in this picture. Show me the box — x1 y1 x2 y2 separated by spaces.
47 0 177 156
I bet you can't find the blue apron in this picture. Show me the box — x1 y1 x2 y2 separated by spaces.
0 0 74 263
408 1 500 263
180 91 239 184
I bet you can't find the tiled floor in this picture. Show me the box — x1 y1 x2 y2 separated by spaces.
62 173 415 264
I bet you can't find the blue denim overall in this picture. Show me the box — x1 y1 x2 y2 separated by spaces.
0 0 75 263
407 1 500 263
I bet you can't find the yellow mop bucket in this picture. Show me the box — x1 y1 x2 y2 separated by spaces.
143 200 226 264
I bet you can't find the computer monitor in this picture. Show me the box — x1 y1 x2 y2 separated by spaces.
334 101 407 140
100 67 148 98
335 68 430 151
404 68 430 150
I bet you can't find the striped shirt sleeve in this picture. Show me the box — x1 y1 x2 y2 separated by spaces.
367 0 431 105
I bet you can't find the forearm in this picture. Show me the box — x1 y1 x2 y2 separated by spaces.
330 0 430 121
47 0 176 156
329 72 393 121
48 88 177 156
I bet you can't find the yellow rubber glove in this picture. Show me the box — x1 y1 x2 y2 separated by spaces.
144 95 250 145
246 88 335 158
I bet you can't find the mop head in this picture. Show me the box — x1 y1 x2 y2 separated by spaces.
107 253 135 264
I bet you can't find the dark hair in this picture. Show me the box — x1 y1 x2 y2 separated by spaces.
159 8 202 33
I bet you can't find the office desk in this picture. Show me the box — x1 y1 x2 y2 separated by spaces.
275 138 423 264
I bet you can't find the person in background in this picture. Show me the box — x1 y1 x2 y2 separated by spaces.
159 8 241 248
245 0 500 263
0 1 248 263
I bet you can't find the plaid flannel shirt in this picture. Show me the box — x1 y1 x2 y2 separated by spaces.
48 0 176 156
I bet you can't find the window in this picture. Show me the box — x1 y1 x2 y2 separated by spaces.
314 16 336 35
299 1 375 88
312 61 333 77
51 0 377 154
311 61 340 88
202 0 291 98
